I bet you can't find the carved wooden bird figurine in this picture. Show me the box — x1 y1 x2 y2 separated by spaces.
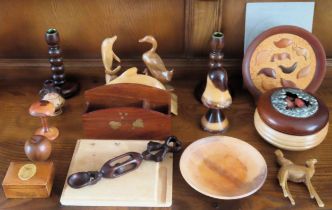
101 36 121 83
139 35 174 83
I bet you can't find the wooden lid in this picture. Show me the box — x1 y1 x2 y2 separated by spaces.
243 25 326 99
29 100 55 117
2 162 54 188
257 88 329 136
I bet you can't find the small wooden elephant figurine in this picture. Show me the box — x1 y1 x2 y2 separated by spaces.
275 150 324 207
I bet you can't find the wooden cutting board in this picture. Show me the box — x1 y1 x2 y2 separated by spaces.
60 139 173 207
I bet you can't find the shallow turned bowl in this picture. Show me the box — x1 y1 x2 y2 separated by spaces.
180 136 267 199
255 87 329 151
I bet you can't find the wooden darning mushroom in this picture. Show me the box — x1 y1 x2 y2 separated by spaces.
29 100 59 141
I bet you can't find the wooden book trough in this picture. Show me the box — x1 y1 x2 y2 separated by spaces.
82 83 171 139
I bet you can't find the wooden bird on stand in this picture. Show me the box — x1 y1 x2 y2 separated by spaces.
102 36 122 83
275 150 324 207
139 35 174 83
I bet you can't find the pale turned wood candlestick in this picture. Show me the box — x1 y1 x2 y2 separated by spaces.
29 100 59 141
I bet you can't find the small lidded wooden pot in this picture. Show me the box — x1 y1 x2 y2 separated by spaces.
254 88 329 151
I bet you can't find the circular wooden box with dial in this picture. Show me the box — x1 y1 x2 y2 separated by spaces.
254 88 329 151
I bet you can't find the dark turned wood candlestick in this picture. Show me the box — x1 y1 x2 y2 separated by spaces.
45 28 79 98
209 32 224 70
194 32 225 101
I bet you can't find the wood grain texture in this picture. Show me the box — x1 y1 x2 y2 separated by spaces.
0 0 185 59
82 107 171 140
0 61 331 209
185 0 223 56
83 84 171 139
2 162 54 198
60 139 173 207
1 0 332 59
257 88 329 136
84 84 171 114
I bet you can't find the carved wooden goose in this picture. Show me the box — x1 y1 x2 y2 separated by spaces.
139 35 174 83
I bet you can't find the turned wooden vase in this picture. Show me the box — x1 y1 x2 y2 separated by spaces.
254 87 329 151
24 135 52 161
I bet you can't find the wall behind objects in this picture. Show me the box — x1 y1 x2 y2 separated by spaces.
0 0 331 59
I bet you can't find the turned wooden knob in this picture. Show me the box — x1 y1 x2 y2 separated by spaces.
24 135 52 161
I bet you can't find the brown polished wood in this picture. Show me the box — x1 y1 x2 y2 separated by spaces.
0 61 332 209
83 84 171 140
1 0 332 59
85 83 171 114
2 162 55 198
257 88 329 136
0 0 185 59
242 25 326 99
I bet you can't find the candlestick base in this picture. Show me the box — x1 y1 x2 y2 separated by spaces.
58 80 80 99
35 126 59 141
201 109 229 133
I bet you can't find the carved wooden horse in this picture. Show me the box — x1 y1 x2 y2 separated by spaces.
275 150 324 207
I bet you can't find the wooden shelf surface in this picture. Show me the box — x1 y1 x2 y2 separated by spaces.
0 61 331 210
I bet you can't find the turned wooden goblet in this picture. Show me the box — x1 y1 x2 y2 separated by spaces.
29 100 59 141
201 69 232 133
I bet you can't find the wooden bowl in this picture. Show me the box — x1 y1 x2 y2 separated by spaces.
180 136 267 199
242 25 326 99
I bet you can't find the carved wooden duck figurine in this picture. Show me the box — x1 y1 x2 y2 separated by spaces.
101 36 121 83
139 35 174 83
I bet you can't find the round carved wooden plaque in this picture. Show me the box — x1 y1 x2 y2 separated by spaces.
242 25 326 99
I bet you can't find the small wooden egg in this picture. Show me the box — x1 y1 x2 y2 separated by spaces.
254 88 329 151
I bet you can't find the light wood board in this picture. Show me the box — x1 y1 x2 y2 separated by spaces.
60 139 173 207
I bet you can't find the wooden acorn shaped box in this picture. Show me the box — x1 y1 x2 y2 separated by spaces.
82 83 171 139
254 88 329 151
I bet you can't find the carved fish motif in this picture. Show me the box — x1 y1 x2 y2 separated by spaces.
297 65 311 79
280 78 297 88
255 50 271 65
292 45 308 60
271 53 291 62
279 62 297 74
257 68 277 79
274 38 293 48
